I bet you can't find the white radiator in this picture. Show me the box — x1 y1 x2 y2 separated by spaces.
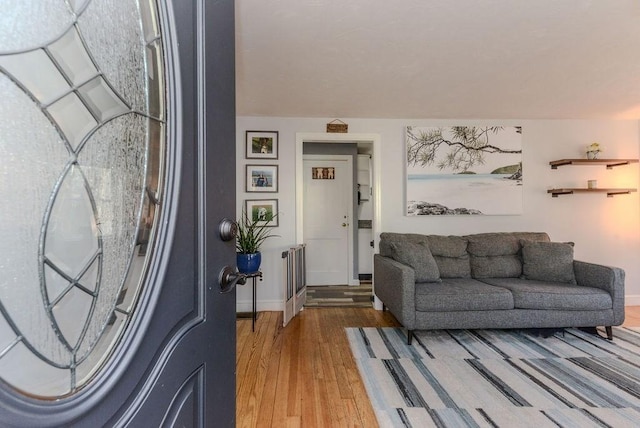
282 244 306 327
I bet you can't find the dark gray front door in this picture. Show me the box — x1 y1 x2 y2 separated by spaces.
0 0 236 426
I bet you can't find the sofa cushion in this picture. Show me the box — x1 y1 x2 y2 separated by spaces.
415 278 514 312
466 232 550 256
469 255 522 279
426 235 471 278
379 233 470 278
480 278 612 311
387 241 441 283
466 232 550 278
379 233 429 257
521 240 576 284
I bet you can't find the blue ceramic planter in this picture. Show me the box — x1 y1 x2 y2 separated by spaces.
237 252 261 273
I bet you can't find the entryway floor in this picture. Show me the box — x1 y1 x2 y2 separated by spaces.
304 283 372 308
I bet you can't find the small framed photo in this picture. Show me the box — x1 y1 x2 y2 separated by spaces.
245 199 278 227
246 164 278 193
246 130 278 159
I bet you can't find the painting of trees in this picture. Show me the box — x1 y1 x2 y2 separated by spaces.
405 126 523 216
407 126 522 174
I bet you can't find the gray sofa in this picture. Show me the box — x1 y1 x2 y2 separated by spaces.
374 232 625 344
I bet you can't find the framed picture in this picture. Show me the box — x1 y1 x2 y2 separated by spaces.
246 130 278 159
245 199 278 227
246 164 278 193
312 166 336 179
405 125 523 216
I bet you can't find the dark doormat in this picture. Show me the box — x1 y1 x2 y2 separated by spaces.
304 284 373 308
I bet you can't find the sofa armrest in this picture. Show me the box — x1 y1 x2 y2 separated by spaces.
373 254 416 328
574 260 625 325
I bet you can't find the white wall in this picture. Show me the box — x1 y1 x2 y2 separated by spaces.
237 117 640 311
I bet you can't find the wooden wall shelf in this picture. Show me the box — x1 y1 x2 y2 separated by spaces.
548 158 638 197
548 188 637 197
549 159 639 169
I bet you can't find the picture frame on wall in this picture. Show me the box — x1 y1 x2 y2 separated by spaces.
246 164 278 193
245 199 279 227
405 125 523 216
246 130 278 159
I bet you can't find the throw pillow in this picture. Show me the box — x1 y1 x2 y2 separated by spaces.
521 240 576 284
388 241 441 283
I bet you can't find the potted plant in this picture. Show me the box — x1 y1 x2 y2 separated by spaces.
586 142 602 159
235 209 278 273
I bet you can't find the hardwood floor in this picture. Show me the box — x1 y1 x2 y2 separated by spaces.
624 305 640 327
236 306 640 427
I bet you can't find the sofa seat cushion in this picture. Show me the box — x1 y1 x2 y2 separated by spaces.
480 278 612 311
415 279 514 312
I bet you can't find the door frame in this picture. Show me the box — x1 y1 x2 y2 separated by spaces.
303 154 355 285
295 133 383 307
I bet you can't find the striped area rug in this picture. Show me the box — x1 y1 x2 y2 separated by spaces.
346 327 640 427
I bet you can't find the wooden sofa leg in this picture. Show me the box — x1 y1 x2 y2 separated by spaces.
605 326 613 340
407 330 414 345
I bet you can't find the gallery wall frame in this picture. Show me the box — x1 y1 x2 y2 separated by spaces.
246 130 278 159
245 199 279 227
246 164 278 193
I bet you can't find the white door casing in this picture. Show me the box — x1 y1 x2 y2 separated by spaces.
303 155 354 285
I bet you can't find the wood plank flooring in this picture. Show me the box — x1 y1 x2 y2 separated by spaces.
236 306 640 427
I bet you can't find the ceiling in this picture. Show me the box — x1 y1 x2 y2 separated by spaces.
235 0 640 120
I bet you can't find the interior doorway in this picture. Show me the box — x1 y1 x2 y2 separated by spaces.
295 133 383 309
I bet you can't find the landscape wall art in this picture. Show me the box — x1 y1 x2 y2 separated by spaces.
406 126 523 216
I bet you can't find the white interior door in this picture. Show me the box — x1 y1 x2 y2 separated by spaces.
303 155 353 286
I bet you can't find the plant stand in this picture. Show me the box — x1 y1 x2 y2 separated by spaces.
236 271 263 331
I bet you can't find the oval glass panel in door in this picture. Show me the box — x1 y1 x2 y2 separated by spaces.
0 0 165 398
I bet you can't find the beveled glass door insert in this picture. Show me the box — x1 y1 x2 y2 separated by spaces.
0 0 165 398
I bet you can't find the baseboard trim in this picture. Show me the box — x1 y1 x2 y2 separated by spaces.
626 295 640 306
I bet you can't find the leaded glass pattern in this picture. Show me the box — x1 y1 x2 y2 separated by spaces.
0 0 165 398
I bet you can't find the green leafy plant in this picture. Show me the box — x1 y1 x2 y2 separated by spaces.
235 209 278 254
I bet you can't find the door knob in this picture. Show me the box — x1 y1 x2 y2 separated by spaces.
342 223 348 227
218 266 246 293
218 218 237 241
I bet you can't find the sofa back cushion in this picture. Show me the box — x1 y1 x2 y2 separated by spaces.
379 233 470 278
387 241 441 283
379 233 429 256
466 232 550 278
425 235 471 278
